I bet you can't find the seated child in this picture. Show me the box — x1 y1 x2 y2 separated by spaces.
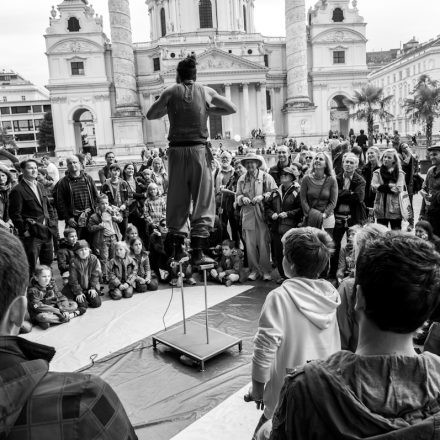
210 239 243 287
143 183 166 228
136 168 153 192
149 219 170 282
57 227 78 285
129 237 158 292
169 238 196 287
64 240 102 309
108 241 138 300
28 265 85 330
88 194 122 282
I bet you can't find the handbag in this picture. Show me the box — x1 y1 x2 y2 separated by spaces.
412 173 424 194
398 183 414 222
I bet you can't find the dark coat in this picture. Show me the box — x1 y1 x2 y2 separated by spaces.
361 162 380 208
56 172 98 221
335 171 367 226
269 160 292 186
265 183 303 235
9 179 56 238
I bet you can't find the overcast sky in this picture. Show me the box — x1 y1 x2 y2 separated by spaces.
1 0 439 88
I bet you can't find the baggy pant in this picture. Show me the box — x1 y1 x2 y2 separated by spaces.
166 145 215 238
243 226 272 276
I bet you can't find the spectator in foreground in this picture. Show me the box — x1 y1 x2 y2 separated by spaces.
270 233 440 440
247 227 340 439
0 229 137 439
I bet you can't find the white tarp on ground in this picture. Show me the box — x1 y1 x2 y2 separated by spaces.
23 284 251 372
167 383 261 440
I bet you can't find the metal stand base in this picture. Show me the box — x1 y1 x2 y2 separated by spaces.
152 321 242 371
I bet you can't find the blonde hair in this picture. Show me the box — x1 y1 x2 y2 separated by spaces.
381 148 402 171
114 241 129 255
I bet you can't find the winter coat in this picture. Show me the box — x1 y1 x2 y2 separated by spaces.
56 172 98 221
264 183 303 235
217 249 243 276
68 254 101 296
252 277 341 418
56 239 76 274
335 171 367 226
27 278 70 320
361 162 380 208
88 208 122 253
0 166 11 222
271 350 440 440
371 168 405 219
108 255 138 288
0 336 137 440
100 179 132 217
269 160 292 186
130 251 152 280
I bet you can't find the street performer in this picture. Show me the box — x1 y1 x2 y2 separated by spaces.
147 55 237 265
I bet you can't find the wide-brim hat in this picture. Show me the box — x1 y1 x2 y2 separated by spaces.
240 153 262 168
427 143 440 152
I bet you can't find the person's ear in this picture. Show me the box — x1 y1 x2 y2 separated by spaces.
354 285 366 312
2 296 27 335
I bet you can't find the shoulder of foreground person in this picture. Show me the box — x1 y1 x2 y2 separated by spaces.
7 368 137 440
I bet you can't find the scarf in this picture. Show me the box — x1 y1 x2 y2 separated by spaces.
379 165 398 185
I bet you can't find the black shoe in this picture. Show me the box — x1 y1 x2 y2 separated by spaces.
165 233 187 262
191 248 215 266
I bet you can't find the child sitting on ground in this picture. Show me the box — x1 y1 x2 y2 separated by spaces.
57 227 78 285
88 194 122 283
210 239 243 287
143 182 166 228
64 240 102 309
129 237 158 292
28 265 85 330
169 237 196 287
107 241 138 300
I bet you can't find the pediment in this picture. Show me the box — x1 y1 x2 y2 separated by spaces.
312 28 367 44
48 38 103 54
196 48 268 72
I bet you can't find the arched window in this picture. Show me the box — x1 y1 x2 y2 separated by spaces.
67 17 80 32
332 8 344 22
199 0 213 28
160 8 166 37
243 5 247 32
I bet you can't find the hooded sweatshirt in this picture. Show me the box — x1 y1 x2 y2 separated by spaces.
252 277 341 418
271 350 440 440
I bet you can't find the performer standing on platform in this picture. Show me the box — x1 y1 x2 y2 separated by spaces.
147 55 237 265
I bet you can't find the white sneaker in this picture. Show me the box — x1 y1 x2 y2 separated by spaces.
248 272 259 281
263 273 272 281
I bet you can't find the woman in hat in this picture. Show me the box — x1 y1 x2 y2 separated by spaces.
236 153 277 281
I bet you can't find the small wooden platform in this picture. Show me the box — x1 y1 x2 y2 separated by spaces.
152 321 242 371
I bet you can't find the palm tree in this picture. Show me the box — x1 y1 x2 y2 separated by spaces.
344 85 394 146
404 74 440 148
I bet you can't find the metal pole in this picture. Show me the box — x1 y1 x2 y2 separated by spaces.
179 261 187 334
204 268 210 344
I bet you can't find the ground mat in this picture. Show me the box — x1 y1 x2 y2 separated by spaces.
84 285 271 440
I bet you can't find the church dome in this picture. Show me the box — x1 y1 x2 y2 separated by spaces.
146 0 256 41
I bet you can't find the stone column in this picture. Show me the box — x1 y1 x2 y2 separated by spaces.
260 81 267 118
224 83 233 138
108 0 141 115
285 0 311 106
242 82 250 138
256 84 262 129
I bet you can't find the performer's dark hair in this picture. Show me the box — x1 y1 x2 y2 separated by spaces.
177 55 197 81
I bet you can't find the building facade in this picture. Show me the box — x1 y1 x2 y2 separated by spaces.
45 0 368 156
368 37 440 137
0 68 51 153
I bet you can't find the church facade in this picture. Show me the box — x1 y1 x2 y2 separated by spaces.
44 0 368 156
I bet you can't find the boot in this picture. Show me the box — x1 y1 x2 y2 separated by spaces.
191 237 215 266
164 233 187 263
